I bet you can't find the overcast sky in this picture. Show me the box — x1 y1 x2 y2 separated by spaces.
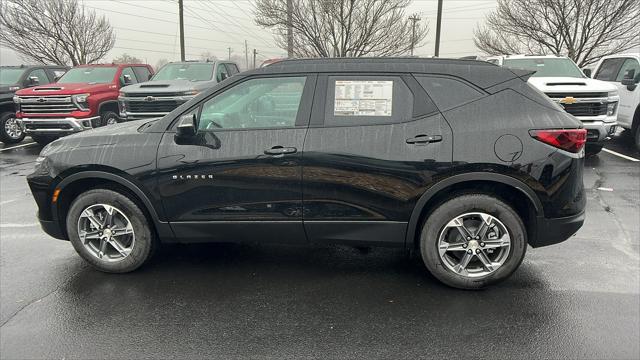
1 0 636 68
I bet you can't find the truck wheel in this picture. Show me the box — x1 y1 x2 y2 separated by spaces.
66 189 157 273
99 111 120 127
420 194 527 289
585 144 603 156
635 126 640 151
0 112 26 144
30 135 57 146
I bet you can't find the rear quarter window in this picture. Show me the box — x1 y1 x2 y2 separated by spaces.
416 76 485 111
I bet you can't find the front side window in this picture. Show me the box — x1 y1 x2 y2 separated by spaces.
615 58 640 82
594 58 625 81
133 66 152 82
27 69 50 85
120 67 138 85
503 58 584 78
153 63 214 82
58 67 118 84
0 68 26 85
215 64 230 82
198 76 306 130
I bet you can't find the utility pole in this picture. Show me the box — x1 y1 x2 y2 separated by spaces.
253 49 257 69
178 0 185 61
228 47 232 60
245 40 249 70
434 0 443 57
408 14 420 56
287 0 293 57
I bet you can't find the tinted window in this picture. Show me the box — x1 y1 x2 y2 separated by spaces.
503 58 584 78
120 67 138 85
27 69 50 85
198 76 306 130
594 58 625 81
58 67 117 84
226 63 239 74
324 76 413 126
416 76 484 111
215 64 230 82
615 58 640 82
153 63 214 81
133 66 152 82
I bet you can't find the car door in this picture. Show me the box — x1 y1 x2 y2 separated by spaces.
302 74 453 246
156 74 316 243
613 58 640 127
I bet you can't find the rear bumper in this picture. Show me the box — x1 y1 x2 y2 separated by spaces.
530 210 585 248
19 116 98 135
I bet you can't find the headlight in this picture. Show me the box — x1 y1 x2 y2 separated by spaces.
181 90 198 96
9 86 20 91
72 93 90 103
119 91 126 97
607 90 618 98
13 95 20 104
33 155 52 175
607 102 618 116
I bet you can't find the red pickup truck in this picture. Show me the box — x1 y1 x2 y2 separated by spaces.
14 63 154 145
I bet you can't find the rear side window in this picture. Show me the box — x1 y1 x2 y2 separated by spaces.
324 76 413 126
133 66 152 82
594 58 625 81
416 76 484 111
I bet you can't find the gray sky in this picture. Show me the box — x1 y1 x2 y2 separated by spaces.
1 0 501 67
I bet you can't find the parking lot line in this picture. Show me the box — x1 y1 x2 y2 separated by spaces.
0 142 37 152
602 148 640 162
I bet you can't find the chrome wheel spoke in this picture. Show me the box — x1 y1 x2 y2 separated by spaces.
111 224 133 237
483 234 510 249
98 238 108 258
475 214 493 239
454 252 473 274
82 208 104 230
77 203 135 263
102 205 115 227
79 229 101 244
447 217 474 241
108 238 131 257
476 250 498 272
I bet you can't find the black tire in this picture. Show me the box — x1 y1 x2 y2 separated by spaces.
585 143 603 156
30 134 58 146
420 194 527 289
0 111 26 144
66 189 157 273
634 124 640 152
99 111 120 127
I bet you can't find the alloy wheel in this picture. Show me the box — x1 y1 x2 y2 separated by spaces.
106 116 118 125
77 204 135 262
4 117 23 139
437 212 511 278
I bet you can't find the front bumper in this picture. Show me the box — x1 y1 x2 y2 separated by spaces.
120 111 169 120
38 214 67 240
19 116 98 135
579 118 617 143
530 210 585 248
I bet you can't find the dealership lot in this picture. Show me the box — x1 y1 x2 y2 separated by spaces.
0 133 638 359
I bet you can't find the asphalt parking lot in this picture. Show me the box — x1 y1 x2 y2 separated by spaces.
1 133 638 359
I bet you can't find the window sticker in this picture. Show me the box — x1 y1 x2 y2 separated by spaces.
334 80 393 116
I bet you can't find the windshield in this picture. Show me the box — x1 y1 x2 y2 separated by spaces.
152 63 214 81
503 58 585 78
0 68 26 85
58 67 118 84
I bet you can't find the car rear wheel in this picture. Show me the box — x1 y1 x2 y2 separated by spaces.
420 194 527 289
66 189 156 273
0 112 26 144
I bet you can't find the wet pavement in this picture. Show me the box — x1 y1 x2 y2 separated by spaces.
0 132 638 359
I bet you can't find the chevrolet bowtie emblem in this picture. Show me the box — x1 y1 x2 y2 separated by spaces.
144 96 156 102
559 96 577 105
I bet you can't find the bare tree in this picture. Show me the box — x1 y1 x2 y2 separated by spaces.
0 0 115 66
199 51 218 62
155 58 170 71
474 0 640 67
112 53 143 64
255 0 428 58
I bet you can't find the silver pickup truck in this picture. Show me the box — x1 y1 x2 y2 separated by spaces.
118 60 240 120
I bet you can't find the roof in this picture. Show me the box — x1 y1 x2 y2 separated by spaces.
1 65 67 69
488 54 568 59
74 63 150 68
243 57 518 89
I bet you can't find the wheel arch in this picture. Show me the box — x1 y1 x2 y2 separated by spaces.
98 100 119 114
405 172 543 249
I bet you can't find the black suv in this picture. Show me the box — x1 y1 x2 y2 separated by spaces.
27 58 586 289
0 65 68 144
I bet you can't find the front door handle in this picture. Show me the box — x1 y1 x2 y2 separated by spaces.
406 134 443 144
264 146 297 155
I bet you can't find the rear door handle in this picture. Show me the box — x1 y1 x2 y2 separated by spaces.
406 134 442 144
264 146 297 155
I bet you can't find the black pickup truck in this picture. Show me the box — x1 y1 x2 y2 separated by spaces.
0 65 68 144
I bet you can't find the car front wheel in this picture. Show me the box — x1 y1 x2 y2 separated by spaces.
420 194 527 289
66 189 156 273
0 112 26 144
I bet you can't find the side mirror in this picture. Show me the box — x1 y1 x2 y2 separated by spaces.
582 68 592 78
176 113 197 138
123 74 133 85
27 76 39 86
220 72 229 81
622 69 638 90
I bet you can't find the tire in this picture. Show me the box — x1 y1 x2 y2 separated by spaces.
30 134 58 146
585 144 603 156
66 188 156 273
635 126 640 151
0 112 26 144
99 111 120 127
420 194 527 289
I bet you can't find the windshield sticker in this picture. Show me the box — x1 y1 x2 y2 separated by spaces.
334 80 393 116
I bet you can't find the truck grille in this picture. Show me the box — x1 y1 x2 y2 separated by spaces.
127 100 180 113
125 92 184 97
560 103 607 117
545 92 608 98
18 96 78 114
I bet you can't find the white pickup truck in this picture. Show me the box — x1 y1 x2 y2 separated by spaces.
591 53 640 150
487 55 619 155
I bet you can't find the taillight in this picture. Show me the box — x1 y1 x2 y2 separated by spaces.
529 129 587 153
